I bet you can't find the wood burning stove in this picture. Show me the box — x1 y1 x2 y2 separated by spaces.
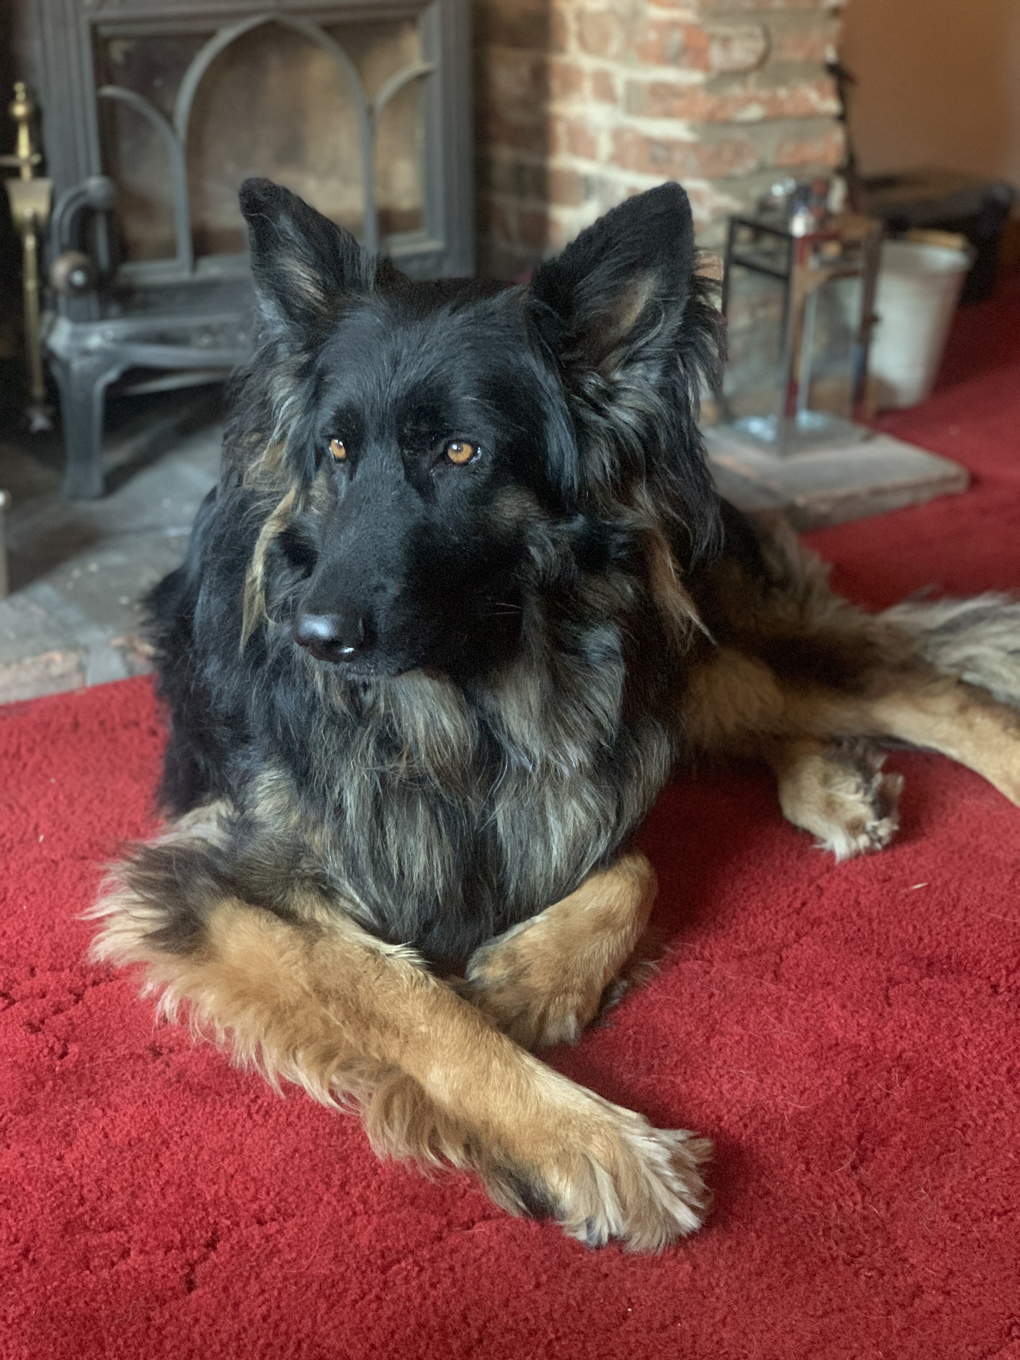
30 0 474 497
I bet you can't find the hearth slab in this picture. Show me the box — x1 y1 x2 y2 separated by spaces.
705 425 969 530
0 407 220 705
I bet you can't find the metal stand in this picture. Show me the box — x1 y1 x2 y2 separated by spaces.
720 211 883 456
45 312 248 499
1 83 54 433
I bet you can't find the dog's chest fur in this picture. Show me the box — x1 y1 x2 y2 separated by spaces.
238 615 674 965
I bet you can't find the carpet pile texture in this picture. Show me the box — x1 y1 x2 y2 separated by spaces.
2 282 1019 1359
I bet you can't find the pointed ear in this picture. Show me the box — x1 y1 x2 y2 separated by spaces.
239 177 382 337
529 182 696 369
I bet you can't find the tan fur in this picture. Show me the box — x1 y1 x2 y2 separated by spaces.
89 855 709 1251
685 644 1020 804
631 483 707 648
643 527 706 648
460 851 658 1048
866 680 1020 805
241 485 298 648
601 275 656 363
241 439 288 486
683 647 792 753
680 522 1020 840
698 523 921 689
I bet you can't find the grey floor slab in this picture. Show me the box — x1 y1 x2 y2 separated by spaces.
0 389 222 705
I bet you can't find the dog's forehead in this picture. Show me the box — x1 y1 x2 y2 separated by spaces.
317 288 536 406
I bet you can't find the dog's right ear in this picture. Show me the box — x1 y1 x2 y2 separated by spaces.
239 178 385 338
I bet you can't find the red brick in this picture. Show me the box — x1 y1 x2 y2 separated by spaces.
517 208 553 250
773 123 845 169
633 17 707 69
691 0 838 10
486 51 548 114
772 21 840 64
576 9 623 59
610 127 759 179
481 111 548 158
475 233 536 282
479 157 547 202
625 75 839 122
549 114 599 161
546 167 590 207
548 58 585 101
549 7 570 53
590 69 618 104
485 200 517 250
473 0 552 52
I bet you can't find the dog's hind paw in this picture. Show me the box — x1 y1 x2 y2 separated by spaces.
815 769 904 860
772 740 904 862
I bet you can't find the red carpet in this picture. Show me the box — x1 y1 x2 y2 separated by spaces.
3 284 1019 1360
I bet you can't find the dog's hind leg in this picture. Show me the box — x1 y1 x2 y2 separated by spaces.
459 851 658 1049
684 645 1020 856
862 677 1020 805
90 839 709 1251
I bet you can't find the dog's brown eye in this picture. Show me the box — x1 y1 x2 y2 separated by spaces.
445 440 478 466
329 438 347 462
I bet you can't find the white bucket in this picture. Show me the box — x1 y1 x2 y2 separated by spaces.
869 238 972 410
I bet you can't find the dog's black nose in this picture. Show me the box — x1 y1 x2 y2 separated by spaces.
293 608 368 662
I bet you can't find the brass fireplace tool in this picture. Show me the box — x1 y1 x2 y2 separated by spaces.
1 82 53 432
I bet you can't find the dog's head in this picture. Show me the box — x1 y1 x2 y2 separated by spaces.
236 177 720 681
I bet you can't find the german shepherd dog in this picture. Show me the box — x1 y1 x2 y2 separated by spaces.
91 177 1020 1251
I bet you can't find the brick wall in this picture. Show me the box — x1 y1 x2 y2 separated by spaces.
474 0 846 277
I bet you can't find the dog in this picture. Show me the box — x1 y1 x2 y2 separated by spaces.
90 176 1020 1252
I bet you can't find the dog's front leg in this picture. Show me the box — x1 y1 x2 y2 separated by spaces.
459 851 658 1049
91 853 708 1250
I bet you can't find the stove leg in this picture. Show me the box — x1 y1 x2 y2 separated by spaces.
51 348 126 499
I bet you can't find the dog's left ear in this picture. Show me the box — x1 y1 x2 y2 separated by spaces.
529 182 696 371
240 177 402 339
528 182 721 561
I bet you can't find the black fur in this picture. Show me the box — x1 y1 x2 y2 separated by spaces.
145 178 723 967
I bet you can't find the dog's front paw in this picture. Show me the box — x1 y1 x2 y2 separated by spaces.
459 929 604 1049
538 1096 712 1251
363 1061 711 1251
